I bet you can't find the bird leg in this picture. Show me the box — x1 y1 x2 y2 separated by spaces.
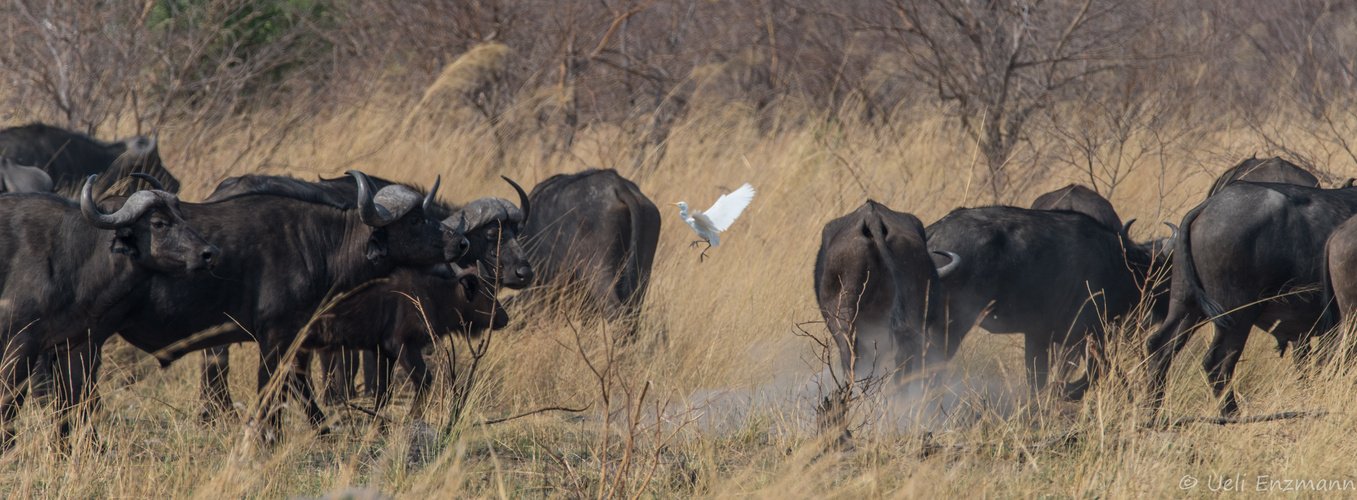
698 242 713 262
689 240 704 248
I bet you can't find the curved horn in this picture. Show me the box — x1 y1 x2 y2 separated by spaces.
1163 222 1179 246
349 170 392 227
129 172 165 190
1121 218 1137 236
423 174 441 212
1344 178 1355 189
932 250 961 279
81 175 163 229
501 175 530 223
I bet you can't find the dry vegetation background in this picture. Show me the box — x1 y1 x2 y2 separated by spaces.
2 0 1357 497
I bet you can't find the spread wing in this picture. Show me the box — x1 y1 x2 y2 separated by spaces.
702 183 755 232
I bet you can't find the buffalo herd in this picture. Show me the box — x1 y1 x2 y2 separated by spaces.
0 123 663 449
1 120 1353 450
817 155 1357 423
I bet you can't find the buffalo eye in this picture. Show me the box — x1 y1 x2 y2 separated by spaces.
151 219 169 230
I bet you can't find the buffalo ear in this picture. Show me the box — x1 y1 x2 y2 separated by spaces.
366 228 389 263
111 226 139 257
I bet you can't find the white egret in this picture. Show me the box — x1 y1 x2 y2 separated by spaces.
670 183 755 261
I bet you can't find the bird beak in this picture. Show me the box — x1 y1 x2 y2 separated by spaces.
668 203 679 206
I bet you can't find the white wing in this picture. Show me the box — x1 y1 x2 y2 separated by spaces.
701 183 755 232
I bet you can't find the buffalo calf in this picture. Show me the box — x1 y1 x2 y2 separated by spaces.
815 201 947 384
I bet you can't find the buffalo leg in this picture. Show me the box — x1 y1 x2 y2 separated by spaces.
0 335 40 450
361 349 381 398
1062 334 1108 401
1145 304 1206 421
1202 324 1250 416
287 351 327 429
319 348 359 405
398 346 433 420
368 352 395 410
199 345 233 422
28 352 55 404
1023 332 1051 396
52 340 102 451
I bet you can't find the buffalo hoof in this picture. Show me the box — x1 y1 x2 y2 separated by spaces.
1219 393 1241 418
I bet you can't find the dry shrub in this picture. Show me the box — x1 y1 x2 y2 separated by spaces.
401 42 515 135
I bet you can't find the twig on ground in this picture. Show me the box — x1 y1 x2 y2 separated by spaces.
343 402 393 424
1144 409 1327 429
920 429 1081 459
480 405 591 425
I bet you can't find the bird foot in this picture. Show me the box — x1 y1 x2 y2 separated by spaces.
689 240 704 248
698 243 712 262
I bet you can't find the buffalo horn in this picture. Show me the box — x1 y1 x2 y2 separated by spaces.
349 170 394 227
502 175 531 224
1344 178 1355 189
933 250 961 279
81 175 165 229
1163 222 1179 247
1121 218 1136 236
423 175 441 212
130 172 166 190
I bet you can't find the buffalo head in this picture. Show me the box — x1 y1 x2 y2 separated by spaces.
82 174 219 274
447 176 535 289
350 170 449 266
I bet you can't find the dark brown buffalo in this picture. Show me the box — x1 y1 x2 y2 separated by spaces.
927 206 1156 398
309 264 508 417
1030 184 1176 321
192 173 528 415
0 123 179 196
1315 216 1357 364
0 176 218 448
111 171 449 439
1146 182 1357 421
519 169 661 324
815 201 947 383
314 189 531 407
0 158 53 193
1031 184 1125 234
1207 156 1319 197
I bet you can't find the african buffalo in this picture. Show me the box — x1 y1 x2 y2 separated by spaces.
1319 215 1357 362
0 123 179 196
926 206 1157 398
308 264 508 416
1145 182 1357 420
0 176 218 448
0 158 53 193
1207 156 1319 197
520 169 661 325
1030 184 1175 320
194 173 530 413
314 184 532 406
815 201 946 383
111 171 449 439
1031 184 1125 234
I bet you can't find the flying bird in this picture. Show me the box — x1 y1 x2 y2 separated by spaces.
670 183 756 261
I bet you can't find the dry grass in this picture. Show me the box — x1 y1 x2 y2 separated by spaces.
2 88 1356 498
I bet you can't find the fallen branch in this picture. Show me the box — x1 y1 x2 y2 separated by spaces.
481 405 591 426
1145 409 1327 429
920 429 1081 458
343 402 393 424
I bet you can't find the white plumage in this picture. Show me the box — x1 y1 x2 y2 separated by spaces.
670 183 755 260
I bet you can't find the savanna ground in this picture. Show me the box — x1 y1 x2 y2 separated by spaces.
4 0 1357 498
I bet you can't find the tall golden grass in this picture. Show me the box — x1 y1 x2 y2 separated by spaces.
2 79 1356 498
